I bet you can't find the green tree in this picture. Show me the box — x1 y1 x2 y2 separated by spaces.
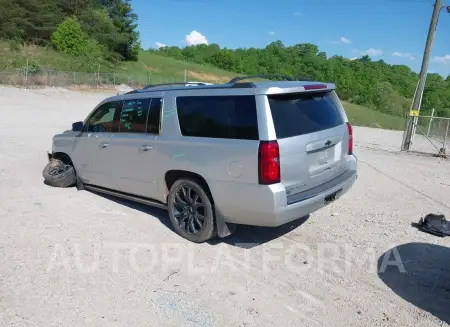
77 8 119 60
206 51 235 71
100 0 140 60
372 82 409 115
51 17 103 59
0 0 140 62
0 0 63 44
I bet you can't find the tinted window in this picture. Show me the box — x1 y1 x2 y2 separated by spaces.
176 96 258 140
119 98 151 133
147 98 162 134
268 91 344 139
85 101 120 133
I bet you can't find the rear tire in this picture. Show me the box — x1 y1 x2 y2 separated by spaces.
167 178 216 243
42 159 76 188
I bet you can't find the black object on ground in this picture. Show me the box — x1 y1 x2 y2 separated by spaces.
412 213 450 237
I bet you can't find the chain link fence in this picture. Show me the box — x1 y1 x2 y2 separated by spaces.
408 111 450 157
0 68 183 89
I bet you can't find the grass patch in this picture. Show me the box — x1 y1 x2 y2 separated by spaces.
0 41 112 72
343 101 405 130
122 52 237 84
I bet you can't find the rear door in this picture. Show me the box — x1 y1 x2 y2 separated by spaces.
267 90 350 195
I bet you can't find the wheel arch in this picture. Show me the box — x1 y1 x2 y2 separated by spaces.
51 152 73 165
164 170 214 203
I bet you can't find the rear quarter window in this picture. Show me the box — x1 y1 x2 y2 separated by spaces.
268 91 344 139
176 95 259 140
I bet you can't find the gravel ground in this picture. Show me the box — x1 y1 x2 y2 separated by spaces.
0 87 449 327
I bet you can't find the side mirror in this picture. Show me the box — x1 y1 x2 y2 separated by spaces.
72 121 83 132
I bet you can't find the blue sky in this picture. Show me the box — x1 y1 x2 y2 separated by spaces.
132 0 450 76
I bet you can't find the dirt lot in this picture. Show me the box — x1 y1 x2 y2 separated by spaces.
0 87 449 327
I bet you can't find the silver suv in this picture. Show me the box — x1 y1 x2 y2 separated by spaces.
44 76 357 242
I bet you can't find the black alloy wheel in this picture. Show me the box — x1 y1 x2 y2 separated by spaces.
167 178 216 243
172 185 205 234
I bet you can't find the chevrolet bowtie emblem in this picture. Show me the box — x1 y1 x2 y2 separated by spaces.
324 140 332 146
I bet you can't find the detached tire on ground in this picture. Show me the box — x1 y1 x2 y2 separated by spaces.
42 159 77 188
167 178 216 243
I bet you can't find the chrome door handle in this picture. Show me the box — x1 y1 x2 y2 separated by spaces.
99 142 110 148
140 145 153 151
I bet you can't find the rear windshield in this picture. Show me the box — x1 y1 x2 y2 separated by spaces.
268 91 344 139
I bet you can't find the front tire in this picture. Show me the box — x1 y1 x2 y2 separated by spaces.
167 178 216 243
42 159 76 188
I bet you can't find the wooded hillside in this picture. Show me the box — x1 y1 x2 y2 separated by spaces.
152 42 450 117
0 0 140 61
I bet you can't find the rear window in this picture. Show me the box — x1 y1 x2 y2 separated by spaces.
268 91 344 139
176 95 259 140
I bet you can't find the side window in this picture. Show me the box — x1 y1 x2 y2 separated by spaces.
176 96 259 140
146 98 162 134
85 101 121 133
119 98 151 133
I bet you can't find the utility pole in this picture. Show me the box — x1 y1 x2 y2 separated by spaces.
402 0 443 151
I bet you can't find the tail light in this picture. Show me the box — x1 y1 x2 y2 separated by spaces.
346 122 353 155
258 141 280 185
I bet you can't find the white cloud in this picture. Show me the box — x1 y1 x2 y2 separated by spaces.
332 37 351 45
362 48 384 56
268 31 275 36
340 37 351 44
185 30 208 46
293 12 303 16
431 55 450 64
349 57 358 61
392 51 415 60
155 42 167 49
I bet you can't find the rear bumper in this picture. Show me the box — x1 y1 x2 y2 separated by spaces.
213 162 357 227
269 170 357 226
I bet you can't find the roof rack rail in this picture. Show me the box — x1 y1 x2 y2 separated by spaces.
124 89 138 94
228 74 295 84
143 82 210 89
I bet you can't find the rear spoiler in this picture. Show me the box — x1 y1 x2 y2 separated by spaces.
262 83 336 96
